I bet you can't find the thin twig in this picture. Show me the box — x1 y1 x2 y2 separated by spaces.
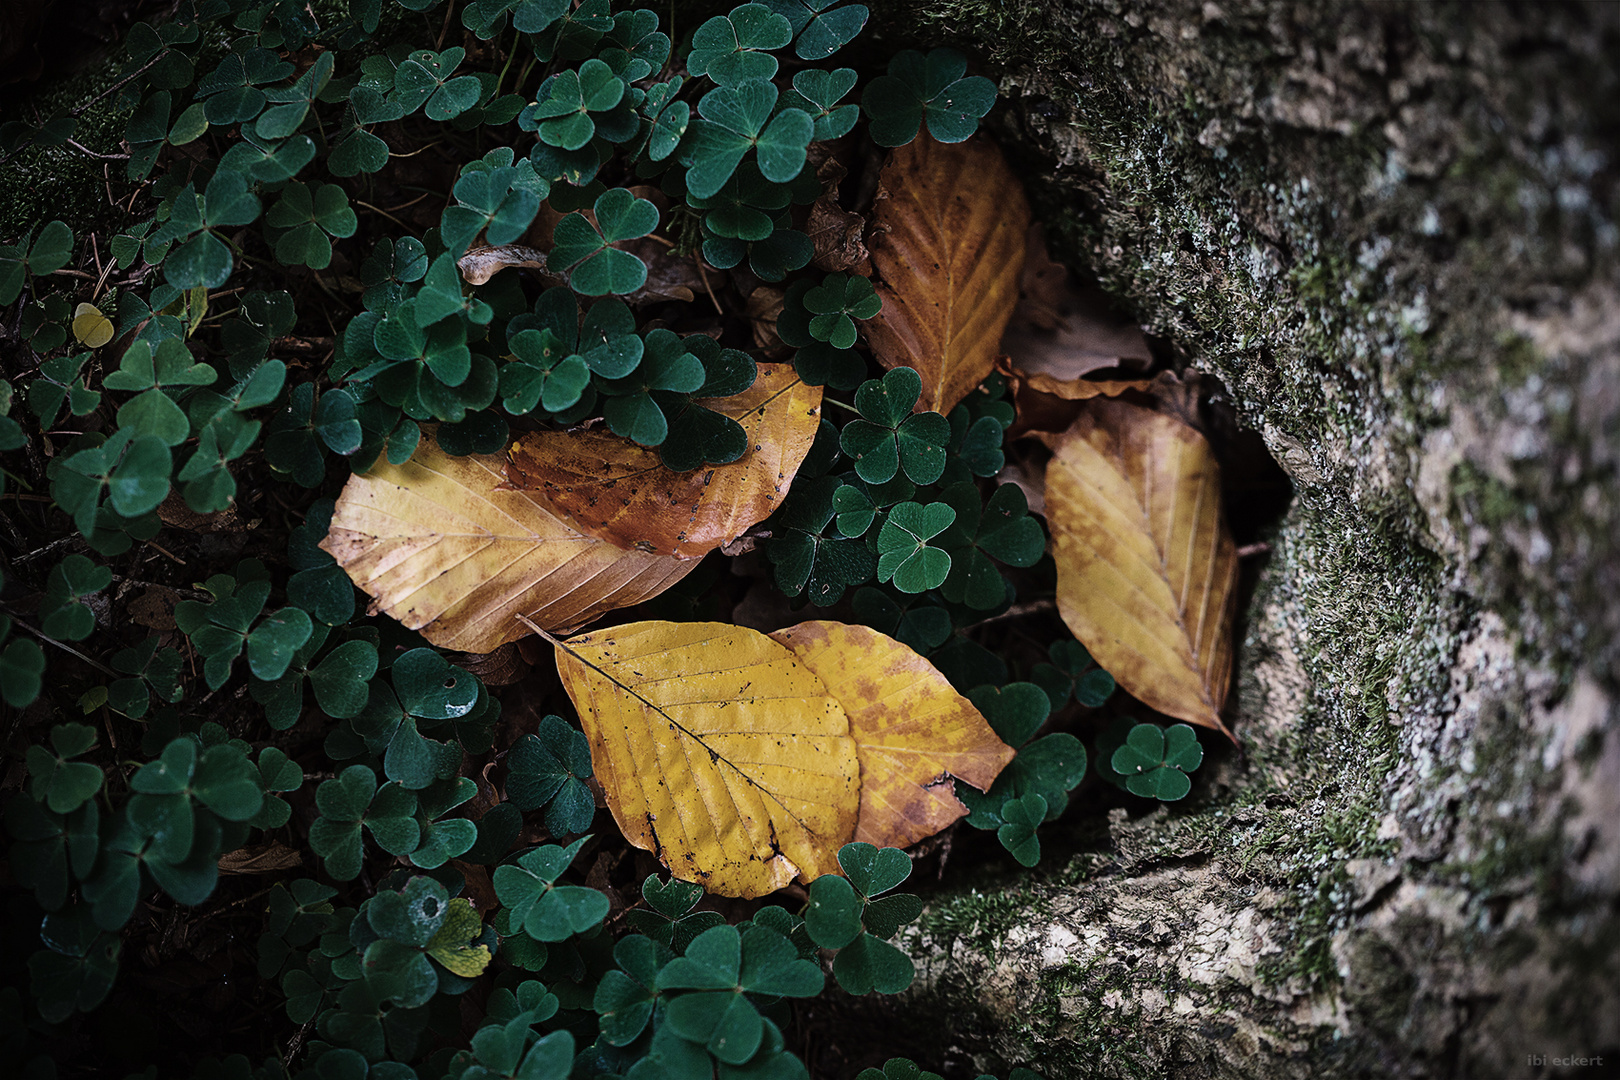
65 139 129 161
964 598 1056 629
1 613 120 678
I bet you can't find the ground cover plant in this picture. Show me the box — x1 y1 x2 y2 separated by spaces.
0 1 1269 1075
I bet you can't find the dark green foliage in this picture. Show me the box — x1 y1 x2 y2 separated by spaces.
505 716 595 836
1032 639 1116 710
957 684 1088 866
1110 722 1204 800
805 844 923 994
840 368 951 485
861 48 997 147
0 2 1029 1073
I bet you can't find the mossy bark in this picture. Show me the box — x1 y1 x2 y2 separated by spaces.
874 1 1620 1076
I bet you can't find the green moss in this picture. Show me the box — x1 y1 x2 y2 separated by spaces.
0 62 136 245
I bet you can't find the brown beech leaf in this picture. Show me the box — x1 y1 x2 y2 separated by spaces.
1045 399 1238 736
768 621 1014 850
863 133 1030 414
321 430 697 652
505 364 822 558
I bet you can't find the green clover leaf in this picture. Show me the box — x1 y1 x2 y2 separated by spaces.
492 836 609 942
839 367 951 485
1111 722 1203 800
40 555 111 642
688 4 792 86
505 715 595 836
625 876 726 953
803 272 881 349
933 481 1046 609
550 187 658 295
1032 639 1116 710
308 766 421 881
862 47 998 147
995 792 1047 867
680 80 813 199
28 906 121 1023
658 924 822 1064
780 66 859 139
25 723 102 814
393 46 482 120
265 182 357 269
876 501 956 593
765 0 868 60
594 934 670 1046
531 58 626 150
767 474 876 605
851 586 952 654
501 327 591 415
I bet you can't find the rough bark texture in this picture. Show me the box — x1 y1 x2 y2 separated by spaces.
872 1 1620 1076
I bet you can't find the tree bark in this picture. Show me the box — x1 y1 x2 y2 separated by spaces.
877 1 1620 1076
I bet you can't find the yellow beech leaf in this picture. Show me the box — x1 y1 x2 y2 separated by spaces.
320 431 697 653
71 302 114 348
505 364 822 558
768 621 1015 850
863 133 1030 414
425 898 492 977
1045 399 1238 736
553 620 859 899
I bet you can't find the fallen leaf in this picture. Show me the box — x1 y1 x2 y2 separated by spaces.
768 621 1013 849
999 227 1152 385
505 364 822 559
862 133 1029 414
1020 374 1158 403
617 237 706 306
553 620 860 898
321 430 698 652
71 302 114 348
445 642 530 687
129 587 180 631
1045 399 1238 736
747 286 787 351
1011 224 1069 331
217 841 303 874
457 243 564 287
807 198 870 275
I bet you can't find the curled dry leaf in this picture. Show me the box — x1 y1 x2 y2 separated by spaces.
321 430 697 652
863 133 1030 414
746 286 787 351
807 198 871 275
457 243 562 287
554 620 860 899
1045 399 1238 737
217 841 303 874
768 621 1013 850
445 642 530 687
505 364 822 559
1000 227 1152 384
616 237 706 306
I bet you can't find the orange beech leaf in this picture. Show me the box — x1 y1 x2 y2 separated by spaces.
768 621 1014 850
505 364 822 558
553 620 860 898
862 133 1029 415
1045 399 1238 737
320 431 697 653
